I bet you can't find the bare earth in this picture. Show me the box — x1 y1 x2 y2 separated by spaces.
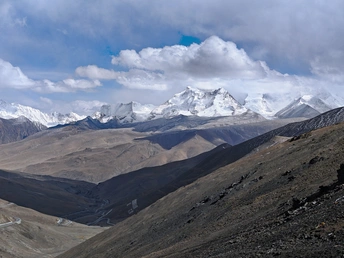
60 122 344 257
0 127 217 183
0 199 105 258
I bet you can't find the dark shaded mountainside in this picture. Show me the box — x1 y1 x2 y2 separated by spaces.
0 116 46 144
1 108 344 229
138 121 283 149
0 143 230 225
60 108 344 258
0 169 97 217
87 107 344 224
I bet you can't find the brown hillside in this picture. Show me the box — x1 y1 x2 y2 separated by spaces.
60 121 344 257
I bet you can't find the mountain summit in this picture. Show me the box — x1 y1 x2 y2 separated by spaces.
94 87 254 124
275 95 332 119
150 87 248 119
243 93 276 118
94 102 156 123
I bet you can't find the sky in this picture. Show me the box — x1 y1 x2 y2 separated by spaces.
1 0 344 114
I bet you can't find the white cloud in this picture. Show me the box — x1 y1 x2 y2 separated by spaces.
2 0 344 80
69 100 108 115
77 36 288 92
116 69 168 90
0 58 102 93
2 1 344 112
0 58 35 88
61 78 101 90
76 35 344 101
111 36 267 79
34 79 101 93
76 65 118 80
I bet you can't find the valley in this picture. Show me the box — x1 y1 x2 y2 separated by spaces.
2 1 344 257
60 113 344 258
0 88 344 257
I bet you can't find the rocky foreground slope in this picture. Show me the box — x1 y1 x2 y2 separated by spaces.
60 114 344 257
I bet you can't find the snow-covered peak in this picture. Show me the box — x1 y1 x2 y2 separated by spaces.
297 95 332 114
312 90 344 109
0 100 86 127
244 93 277 119
301 95 313 102
243 89 344 119
150 87 248 119
275 95 332 119
94 101 156 123
50 111 86 125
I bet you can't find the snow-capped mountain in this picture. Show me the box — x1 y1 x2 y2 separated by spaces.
50 112 86 126
313 90 344 109
243 93 277 118
2 87 343 127
243 89 344 119
0 100 86 127
94 87 252 124
275 95 332 119
150 87 248 119
93 102 156 123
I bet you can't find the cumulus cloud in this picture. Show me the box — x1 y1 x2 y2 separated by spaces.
0 58 35 88
77 35 344 101
77 36 287 92
111 36 267 79
0 58 101 93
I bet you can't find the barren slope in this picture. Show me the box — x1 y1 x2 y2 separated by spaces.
0 127 216 183
23 134 218 183
0 127 147 172
0 118 287 183
0 199 104 258
60 121 344 258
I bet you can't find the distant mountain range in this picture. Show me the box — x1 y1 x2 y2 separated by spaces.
93 87 344 124
0 100 86 127
1 87 343 127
